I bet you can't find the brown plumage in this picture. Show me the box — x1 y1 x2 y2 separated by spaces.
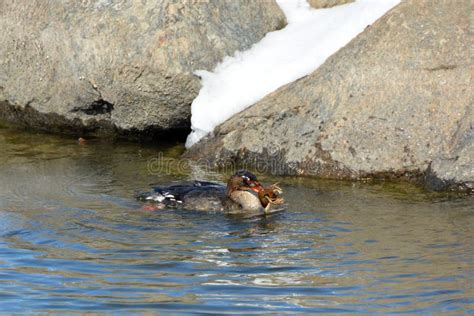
258 183 285 209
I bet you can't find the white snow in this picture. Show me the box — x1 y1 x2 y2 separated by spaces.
185 0 400 147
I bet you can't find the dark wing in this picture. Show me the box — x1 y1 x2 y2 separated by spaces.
136 181 225 206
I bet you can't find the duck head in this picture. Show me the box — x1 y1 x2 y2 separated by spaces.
226 170 263 196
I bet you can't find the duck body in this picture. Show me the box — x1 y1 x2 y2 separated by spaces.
136 170 285 214
137 181 227 211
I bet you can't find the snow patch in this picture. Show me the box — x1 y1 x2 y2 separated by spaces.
186 0 400 147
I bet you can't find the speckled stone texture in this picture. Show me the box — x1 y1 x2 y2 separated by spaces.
0 0 286 139
185 0 473 192
307 0 354 9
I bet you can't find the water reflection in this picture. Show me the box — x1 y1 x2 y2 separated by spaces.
0 126 473 314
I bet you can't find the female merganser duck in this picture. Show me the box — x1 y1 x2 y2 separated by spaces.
136 170 284 214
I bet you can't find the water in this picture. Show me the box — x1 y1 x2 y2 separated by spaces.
0 124 473 314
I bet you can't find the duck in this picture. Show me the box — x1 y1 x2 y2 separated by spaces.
136 170 285 214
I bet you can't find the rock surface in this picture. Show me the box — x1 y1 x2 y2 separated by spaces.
0 0 286 139
424 108 473 191
307 0 354 9
185 0 473 192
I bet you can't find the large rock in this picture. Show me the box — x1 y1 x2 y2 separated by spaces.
185 0 473 192
424 109 473 192
0 0 286 139
307 0 354 9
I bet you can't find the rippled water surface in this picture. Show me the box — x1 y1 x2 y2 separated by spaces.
0 125 473 314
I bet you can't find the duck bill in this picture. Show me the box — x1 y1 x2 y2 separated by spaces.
250 181 264 193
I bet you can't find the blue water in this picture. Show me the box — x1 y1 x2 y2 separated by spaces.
0 127 473 314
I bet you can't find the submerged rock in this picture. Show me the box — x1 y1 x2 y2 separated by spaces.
185 0 473 192
0 1 286 139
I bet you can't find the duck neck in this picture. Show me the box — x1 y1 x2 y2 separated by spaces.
226 177 240 197
258 190 269 208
